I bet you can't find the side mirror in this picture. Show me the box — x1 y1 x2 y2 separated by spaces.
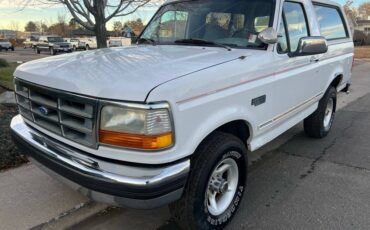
289 36 328 57
258 27 278 44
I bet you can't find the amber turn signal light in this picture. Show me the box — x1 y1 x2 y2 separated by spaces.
99 130 173 150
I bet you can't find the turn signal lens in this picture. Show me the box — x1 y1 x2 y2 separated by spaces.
99 130 173 150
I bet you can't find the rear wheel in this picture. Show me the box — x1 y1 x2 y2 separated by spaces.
304 86 337 138
86 44 90 50
170 132 247 230
36 47 40 54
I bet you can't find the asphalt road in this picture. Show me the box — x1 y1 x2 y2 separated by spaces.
70 61 370 230
0 47 65 63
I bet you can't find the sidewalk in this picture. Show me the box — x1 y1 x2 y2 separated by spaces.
0 163 101 230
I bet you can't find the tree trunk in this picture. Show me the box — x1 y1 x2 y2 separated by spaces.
94 21 107 48
93 0 108 48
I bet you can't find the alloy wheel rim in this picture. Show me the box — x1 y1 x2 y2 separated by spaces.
323 98 334 130
206 156 239 216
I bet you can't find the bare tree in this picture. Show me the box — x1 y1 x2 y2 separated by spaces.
9 21 20 38
113 21 123 36
46 0 150 48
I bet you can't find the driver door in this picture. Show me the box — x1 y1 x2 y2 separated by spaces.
272 1 323 122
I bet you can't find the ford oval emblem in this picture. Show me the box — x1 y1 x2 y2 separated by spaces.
39 106 49 115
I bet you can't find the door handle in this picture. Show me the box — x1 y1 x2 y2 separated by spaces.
310 56 320 63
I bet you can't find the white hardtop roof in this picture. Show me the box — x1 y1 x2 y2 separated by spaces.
164 0 343 8
311 0 343 8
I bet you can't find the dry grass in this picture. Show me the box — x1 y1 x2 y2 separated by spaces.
0 62 18 90
355 46 370 59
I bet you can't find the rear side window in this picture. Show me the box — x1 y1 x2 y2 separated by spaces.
314 5 348 40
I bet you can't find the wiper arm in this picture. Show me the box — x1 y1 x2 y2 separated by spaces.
174 38 232 51
137 38 156 45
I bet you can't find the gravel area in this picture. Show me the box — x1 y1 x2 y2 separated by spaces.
0 89 28 170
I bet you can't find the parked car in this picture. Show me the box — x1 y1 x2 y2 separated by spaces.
11 0 353 229
64 38 85 50
107 38 122 47
0 39 14 51
35 36 73 55
107 37 132 47
78 37 97 50
23 37 39 49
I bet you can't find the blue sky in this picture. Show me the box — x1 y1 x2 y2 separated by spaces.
0 0 368 31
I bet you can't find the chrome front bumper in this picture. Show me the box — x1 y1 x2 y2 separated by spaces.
10 115 190 209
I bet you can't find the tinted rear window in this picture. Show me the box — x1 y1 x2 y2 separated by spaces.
314 5 348 40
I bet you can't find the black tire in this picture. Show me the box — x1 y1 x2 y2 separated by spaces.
304 86 337 138
86 44 90 50
50 47 55 55
11 47 14 51
0 46 2 52
170 132 247 230
36 48 41 54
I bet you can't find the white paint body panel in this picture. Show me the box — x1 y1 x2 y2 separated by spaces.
13 0 354 164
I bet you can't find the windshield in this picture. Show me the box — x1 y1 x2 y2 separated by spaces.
140 0 274 49
48 37 64 42
0 39 7 42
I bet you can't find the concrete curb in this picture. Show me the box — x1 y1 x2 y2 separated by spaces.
0 91 16 104
30 202 109 230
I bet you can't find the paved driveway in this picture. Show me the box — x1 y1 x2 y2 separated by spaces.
71 61 370 229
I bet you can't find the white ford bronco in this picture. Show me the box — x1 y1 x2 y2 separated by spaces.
11 0 353 229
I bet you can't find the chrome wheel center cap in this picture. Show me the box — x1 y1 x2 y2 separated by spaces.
220 181 228 194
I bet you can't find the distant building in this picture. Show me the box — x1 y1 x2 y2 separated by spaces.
0 30 18 39
122 26 134 38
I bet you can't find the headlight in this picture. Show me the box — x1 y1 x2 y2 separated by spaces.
99 105 173 150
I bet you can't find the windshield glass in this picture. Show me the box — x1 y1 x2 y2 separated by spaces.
48 37 64 42
140 0 274 49
0 39 7 42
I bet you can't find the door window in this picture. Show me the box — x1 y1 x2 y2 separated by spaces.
277 19 289 53
283 2 309 53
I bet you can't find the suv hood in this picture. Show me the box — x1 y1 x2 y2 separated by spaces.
15 45 241 102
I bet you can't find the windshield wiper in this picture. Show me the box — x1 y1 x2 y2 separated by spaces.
137 38 156 45
174 38 232 51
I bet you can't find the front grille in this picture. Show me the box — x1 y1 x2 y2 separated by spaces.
14 79 98 148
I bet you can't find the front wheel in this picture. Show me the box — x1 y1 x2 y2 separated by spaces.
170 132 247 230
304 86 337 138
50 47 55 55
